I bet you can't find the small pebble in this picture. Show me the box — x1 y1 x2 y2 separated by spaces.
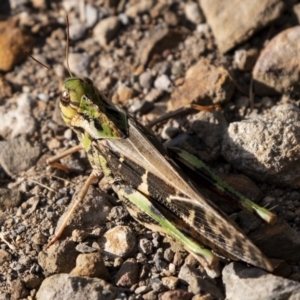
16 225 26 234
171 61 184 77
98 226 136 258
139 70 153 89
153 248 168 271
164 248 174 262
75 243 96 253
69 22 86 41
31 232 47 245
184 1 204 24
197 23 210 36
37 93 49 102
135 285 151 295
68 53 90 77
118 13 129 26
56 197 70 206
150 278 166 292
138 238 153 255
161 276 179 290
129 99 154 114
85 4 99 28
154 74 171 91
64 129 73 140
144 88 163 102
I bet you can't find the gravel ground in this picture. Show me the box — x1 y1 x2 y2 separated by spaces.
1 1 300 299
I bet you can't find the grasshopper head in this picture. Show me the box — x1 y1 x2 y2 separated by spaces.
59 77 99 126
59 76 128 139
27 17 127 138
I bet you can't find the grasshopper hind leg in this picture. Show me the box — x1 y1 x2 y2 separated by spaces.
45 171 100 249
113 184 219 271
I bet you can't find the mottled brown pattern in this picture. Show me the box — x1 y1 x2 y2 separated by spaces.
96 118 273 271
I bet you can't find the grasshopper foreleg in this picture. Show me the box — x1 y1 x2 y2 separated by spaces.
46 144 84 172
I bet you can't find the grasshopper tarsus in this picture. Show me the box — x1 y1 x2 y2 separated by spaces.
47 162 70 173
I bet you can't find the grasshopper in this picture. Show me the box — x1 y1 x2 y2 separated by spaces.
29 22 277 272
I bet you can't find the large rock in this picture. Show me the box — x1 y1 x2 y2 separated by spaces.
223 262 300 300
169 58 234 109
199 0 284 53
222 105 300 188
253 26 300 96
36 274 116 300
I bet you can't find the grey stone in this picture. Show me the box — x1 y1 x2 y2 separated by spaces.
36 274 116 300
0 137 41 177
200 0 284 53
85 4 99 28
223 262 300 300
106 205 129 221
150 277 166 292
67 53 90 77
138 238 153 255
153 248 168 271
154 74 172 91
69 22 86 41
139 70 153 89
163 248 174 262
0 188 21 210
222 105 300 188
38 239 78 275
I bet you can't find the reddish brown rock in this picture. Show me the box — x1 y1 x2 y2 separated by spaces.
70 253 109 280
253 26 300 96
0 18 34 71
114 258 139 287
169 58 234 110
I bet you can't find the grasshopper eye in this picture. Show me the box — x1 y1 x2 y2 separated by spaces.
60 90 70 106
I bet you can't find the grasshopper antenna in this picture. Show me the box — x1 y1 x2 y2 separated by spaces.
65 15 74 78
24 51 63 87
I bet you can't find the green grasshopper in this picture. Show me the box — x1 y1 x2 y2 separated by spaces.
28 24 276 272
